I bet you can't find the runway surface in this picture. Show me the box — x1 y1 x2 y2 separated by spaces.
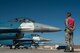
0 47 80 53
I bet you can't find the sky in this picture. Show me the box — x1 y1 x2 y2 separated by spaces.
0 0 80 45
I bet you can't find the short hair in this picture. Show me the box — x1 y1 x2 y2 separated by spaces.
67 12 71 17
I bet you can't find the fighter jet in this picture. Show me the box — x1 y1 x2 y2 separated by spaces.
15 34 51 49
0 18 61 33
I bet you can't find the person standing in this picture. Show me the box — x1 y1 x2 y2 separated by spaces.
64 12 75 52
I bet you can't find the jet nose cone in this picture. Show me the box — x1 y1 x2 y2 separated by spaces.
34 23 61 32
41 25 61 32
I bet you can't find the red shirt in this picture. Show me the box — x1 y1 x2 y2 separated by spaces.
67 17 74 28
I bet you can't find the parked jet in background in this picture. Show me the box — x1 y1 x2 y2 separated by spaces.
0 34 51 49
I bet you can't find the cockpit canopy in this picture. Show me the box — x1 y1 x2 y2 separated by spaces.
8 17 35 23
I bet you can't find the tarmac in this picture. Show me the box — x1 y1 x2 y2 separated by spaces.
0 47 80 53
